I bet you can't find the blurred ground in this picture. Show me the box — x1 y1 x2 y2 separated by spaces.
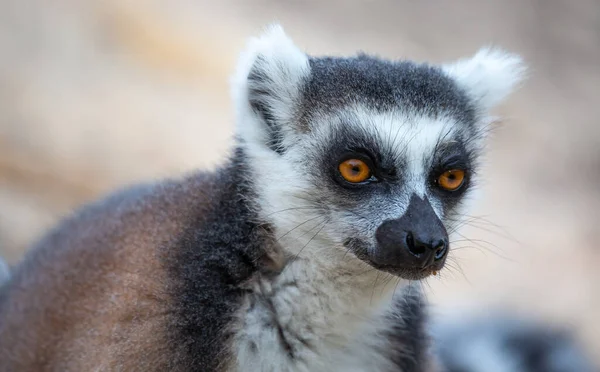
1 0 598 364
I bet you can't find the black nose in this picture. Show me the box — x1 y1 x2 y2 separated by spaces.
405 231 448 266
374 195 449 270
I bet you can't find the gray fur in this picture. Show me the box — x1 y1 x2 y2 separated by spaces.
303 55 477 126
0 25 528 371
0 256 9 287
432 314 596 372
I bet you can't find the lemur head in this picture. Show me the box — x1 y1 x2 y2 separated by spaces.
232 25 525 281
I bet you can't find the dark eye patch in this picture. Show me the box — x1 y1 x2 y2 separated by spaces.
314 118 403 194
427 141 473 213
430 142 471 172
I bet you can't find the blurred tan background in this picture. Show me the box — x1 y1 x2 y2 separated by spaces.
1 0 598 364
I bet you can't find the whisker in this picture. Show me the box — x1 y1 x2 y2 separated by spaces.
446 213 520 244
451 230 507 254
263 206 321 218
392 278 404 300
370 272 382 305
462 223 520 245
451 244 515 262
444 258 471 284
451 238 503 252
354 267 379 278
276 215 324 242
293 218 330 260
379 274 396 297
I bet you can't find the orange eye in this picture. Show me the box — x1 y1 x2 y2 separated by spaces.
437 169 465 191
338 159 372 183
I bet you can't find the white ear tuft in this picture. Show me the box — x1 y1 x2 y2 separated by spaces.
443 47 527 111
231 24 310 151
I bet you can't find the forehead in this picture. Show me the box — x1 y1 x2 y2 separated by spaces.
301 54 476 126
315 109 468 170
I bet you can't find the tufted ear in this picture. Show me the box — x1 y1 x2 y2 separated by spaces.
443 47 527 111
231 24 310 153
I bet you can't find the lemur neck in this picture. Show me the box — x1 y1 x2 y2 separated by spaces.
231 143 404 312
284 254 401 311
246 254 402 352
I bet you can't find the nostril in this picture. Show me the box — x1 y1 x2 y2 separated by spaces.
406 232 426 257
433 240 448 260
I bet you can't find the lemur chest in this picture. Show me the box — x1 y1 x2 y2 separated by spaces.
230 262 397 372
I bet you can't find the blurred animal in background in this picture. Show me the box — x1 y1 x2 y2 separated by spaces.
0 257 9 286
432 312 595 372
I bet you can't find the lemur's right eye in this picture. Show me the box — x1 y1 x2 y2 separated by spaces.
338 159 372 183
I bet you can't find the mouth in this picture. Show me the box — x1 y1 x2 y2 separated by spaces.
343 238 447 280
368 262 443 280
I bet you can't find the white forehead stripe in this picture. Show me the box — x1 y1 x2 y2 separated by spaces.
349 108 460 198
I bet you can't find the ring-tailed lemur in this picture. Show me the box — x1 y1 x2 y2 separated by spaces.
0 25 529 371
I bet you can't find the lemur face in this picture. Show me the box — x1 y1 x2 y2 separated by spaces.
233 25 525 280
300 109 475 279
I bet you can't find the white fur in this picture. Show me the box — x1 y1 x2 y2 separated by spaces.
233 258 406 372
230 106 463 371
229 25 524 372
443 47 527 111
231 24 310 150
228 27 401 369
352 108 462 206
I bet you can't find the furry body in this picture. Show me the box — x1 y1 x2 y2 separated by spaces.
0 25 526 371
0 153 429 371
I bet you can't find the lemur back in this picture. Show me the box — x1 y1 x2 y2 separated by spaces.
0 171 205 370
0 25 527 371
0 155 288 371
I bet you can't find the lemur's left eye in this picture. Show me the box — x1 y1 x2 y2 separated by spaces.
437 169 465 191
339 159 372 183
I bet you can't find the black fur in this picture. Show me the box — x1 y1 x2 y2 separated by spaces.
247 53 478 156
316 117 402 207
384 285 430 371
163 147 433 371
427 140 473 214
164 147 278 371
504 326 594 372
303 54 477 126
314 117 475 209
247 56 288 154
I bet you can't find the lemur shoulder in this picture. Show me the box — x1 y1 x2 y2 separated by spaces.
0 25 525 371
